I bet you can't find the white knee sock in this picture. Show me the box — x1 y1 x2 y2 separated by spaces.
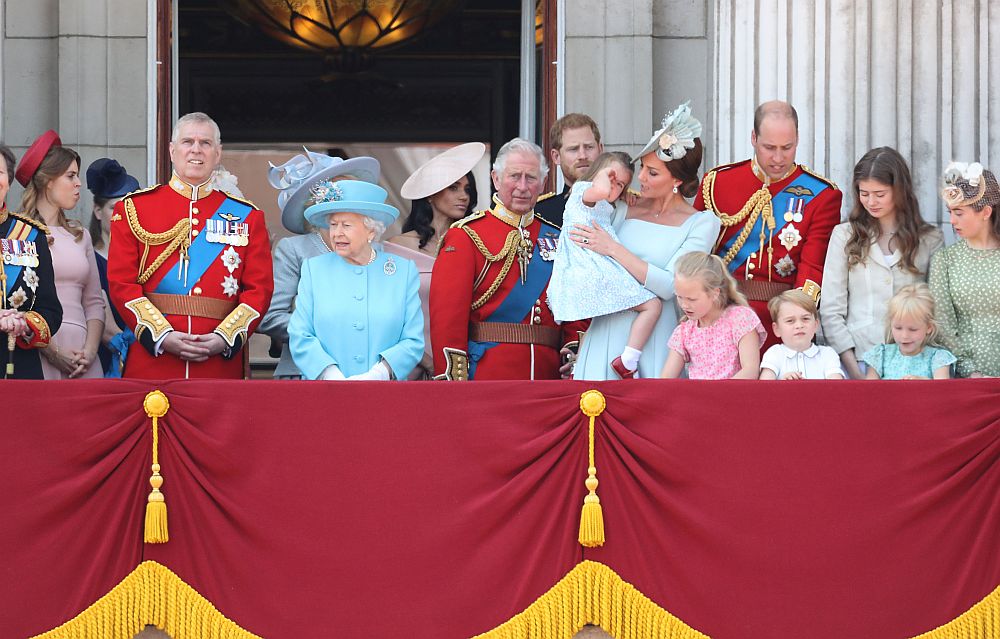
620 346 641 370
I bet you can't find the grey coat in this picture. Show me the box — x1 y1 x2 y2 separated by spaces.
259 232 331 378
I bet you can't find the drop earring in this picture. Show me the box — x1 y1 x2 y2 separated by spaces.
672 185 679 194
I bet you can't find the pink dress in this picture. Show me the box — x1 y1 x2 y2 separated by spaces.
667 304 766 379
40 226 106 379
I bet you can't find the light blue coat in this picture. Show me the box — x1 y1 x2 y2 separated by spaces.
289 250 424 380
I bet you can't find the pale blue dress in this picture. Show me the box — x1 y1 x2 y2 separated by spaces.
573 204 722 380
861 343 956 379
548 181 656 321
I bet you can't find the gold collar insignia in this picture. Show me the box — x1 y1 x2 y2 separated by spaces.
168 173 214 201
489 194 534 229
751 157 797 186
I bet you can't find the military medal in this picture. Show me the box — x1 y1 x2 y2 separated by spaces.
783 197 804 223
538 236 558 261
383 256 396 276
1 239 40 267
205 218 250 246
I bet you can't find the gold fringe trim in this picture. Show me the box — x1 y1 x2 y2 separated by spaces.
473 560 709 639
30 561 262 639
910 583 1000 638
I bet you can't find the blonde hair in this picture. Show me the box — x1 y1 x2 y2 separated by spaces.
767 289 817 321
885 283 938 346
674 251 748 318
21 145 84 242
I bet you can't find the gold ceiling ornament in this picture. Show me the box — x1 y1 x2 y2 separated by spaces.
231 0 462 61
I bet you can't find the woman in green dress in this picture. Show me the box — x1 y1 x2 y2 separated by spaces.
929 163 1000 377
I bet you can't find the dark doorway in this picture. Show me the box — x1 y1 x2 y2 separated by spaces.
177 1 524 153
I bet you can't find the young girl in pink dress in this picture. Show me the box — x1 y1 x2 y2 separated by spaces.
661 251 765 379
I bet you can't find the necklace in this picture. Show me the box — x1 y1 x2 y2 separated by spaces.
366 248 377 265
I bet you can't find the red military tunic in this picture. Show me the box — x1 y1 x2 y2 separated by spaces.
430 198 584 380
694 158 842 349
108 175 273 379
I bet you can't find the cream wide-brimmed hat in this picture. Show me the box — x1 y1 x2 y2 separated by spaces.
400 142 486 201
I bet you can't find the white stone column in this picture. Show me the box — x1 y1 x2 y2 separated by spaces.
563 0 654 154
712 0 1000 232
1 0 149 217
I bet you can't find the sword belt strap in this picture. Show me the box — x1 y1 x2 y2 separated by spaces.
469 321 562 350
147 292 237 320
738 279 792 302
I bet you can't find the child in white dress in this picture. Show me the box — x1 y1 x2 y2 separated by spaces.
548 152 661 378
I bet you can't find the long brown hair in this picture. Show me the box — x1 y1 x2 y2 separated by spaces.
21 145 84 242
847 147 933 274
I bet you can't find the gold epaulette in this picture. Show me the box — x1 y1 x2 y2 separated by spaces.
449 210 487 229
124 184 161 199
799 165 839 190
535 213 561 230
7 211 50 234
536 191 556 202
223 192 259 210
705 158 751 176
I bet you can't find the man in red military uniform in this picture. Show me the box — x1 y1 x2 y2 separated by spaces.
108 112 273 379
430 138 584 380
694 100 842 349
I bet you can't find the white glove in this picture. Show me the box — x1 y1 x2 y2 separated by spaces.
347 360 391 381
319 364 346 380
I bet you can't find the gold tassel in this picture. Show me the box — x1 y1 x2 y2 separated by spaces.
143 390 170 543
578 390 607 548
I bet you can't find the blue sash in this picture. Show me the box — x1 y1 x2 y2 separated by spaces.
719 172 829 273
154 198 252 295
468 219 559 379
2 221 38 297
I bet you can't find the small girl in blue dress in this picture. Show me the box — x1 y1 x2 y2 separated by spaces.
548 152 661 378
862 283 955 379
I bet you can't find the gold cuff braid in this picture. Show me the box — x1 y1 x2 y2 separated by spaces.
213 303 260 348
124 297 174 341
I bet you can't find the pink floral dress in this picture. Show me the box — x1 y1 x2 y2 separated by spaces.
667 305 766 379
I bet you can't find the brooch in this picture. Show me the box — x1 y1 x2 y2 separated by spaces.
384 257 396 276
221 246 242 274
778 223 802 250
222 275 239 298
774 255 796 278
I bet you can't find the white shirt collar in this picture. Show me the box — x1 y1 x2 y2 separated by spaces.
778 343 820 358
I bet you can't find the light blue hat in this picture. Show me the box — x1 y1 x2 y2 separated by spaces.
304 180 399 229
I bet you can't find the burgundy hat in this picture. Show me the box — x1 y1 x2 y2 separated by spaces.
15 130 62 187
